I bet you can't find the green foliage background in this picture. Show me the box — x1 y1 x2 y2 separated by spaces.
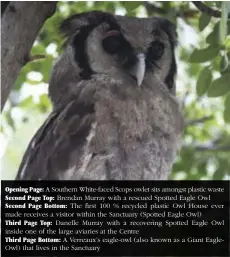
1 1 230 180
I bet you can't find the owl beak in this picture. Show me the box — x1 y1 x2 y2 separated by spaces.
129 53 146 87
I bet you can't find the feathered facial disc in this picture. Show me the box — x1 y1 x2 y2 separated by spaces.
60 11 177 89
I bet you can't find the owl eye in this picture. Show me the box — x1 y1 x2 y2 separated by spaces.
148 41 165 61
102 30 123 55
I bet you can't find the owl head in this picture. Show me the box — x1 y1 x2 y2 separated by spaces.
49 11 177 108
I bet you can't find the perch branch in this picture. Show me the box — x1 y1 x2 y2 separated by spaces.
192 1 230 18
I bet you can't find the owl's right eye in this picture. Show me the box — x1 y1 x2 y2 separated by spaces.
102 31 123 55
148 41 165 61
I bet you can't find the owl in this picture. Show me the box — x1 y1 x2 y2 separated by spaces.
16 11 183 180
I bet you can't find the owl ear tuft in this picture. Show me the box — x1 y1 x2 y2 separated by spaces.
60 11 116 37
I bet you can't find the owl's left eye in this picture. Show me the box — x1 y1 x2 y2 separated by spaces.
148 41 165 61
102 30 123 55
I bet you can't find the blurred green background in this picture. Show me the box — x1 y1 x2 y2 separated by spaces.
1 1 230 180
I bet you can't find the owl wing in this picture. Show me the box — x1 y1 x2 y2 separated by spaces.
15 99 95 180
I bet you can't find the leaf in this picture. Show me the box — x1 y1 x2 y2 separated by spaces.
40 55 54 82
206 22 219 45
213 167 226 180
189 46 220 63
19 96 33 108
5 111 15 131
180 148 194 169
224 107 230 123
105 2 116 12
207 74 230 97
220 53 229 72
224 93 230 123
120 1 141 11
199 13 211 31
207 21 230 45
13 66 28 90
212 55 221 71
219 2 228 44
227 2 230 12
31 44 46 56
215 2 222 8
196 67 212 96
36 94 51 113
225 92 230 110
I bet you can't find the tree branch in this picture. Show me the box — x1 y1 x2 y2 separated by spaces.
26 55 46 63
183 141 230 152
184 115 214 127
192 1 230 18
144 1 199 19
143 2 167 16
144 1 230 19
195 144 230 152
1 2 57 111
